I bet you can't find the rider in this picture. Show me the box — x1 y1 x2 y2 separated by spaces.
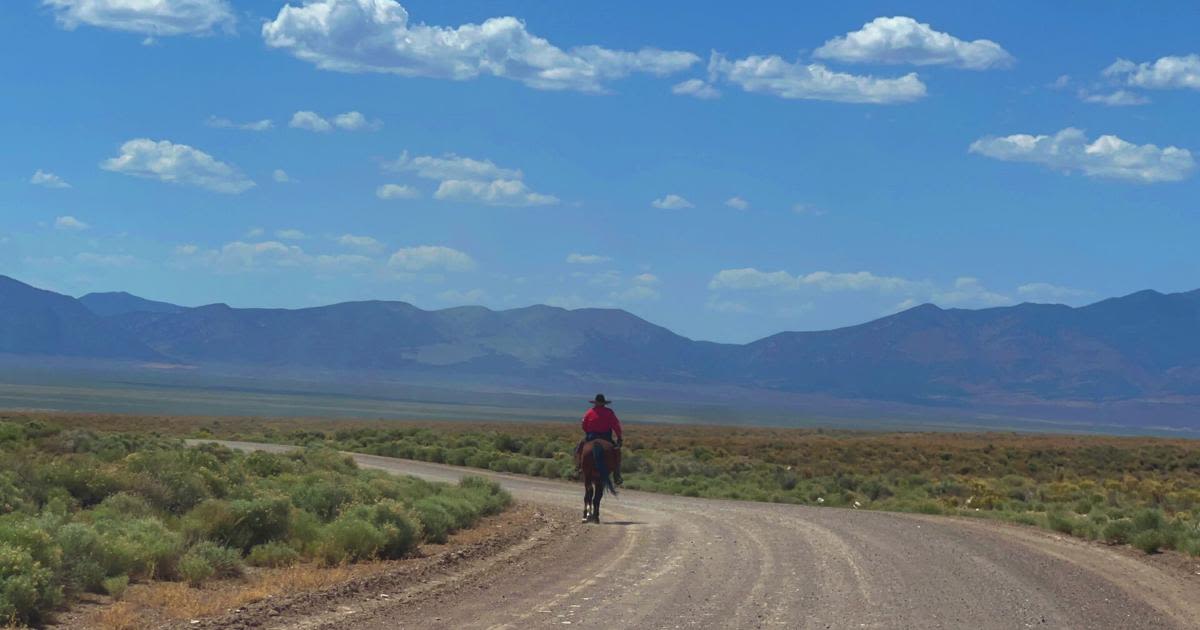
575 393 623 485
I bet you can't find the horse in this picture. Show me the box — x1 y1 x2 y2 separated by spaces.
579 439 619 523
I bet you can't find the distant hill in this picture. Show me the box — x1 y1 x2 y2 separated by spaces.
0 277 161 360
2 274 1198 412
78 291 185 317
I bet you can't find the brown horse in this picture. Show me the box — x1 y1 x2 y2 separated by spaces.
579 439 620 523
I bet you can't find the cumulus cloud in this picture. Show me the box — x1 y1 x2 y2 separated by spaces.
1104 55 1200 90
31 169 71 188
273 169 293 183
385 151 522 181
337 234 384 253
289 110 380 132
1077 89 1149 106
566 253 611 264
54 215 89 231
708 53 926 104
376 183 421 199
814 16 1013 70
261 0 699 93
932 277 1011 307
275 228 306 240
176 240 307 271
43 0 235 36
388 245 475 272
101 138 255 193
709 268 915 293
434 179 558 207
672 78 720 99
969 128 1195 183
725 196 749 210
652 194 693 209
1017 282 1092 302
206 116 274 131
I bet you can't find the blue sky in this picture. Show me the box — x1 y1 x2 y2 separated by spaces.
2 1 1198 343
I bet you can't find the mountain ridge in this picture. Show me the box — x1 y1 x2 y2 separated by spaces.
5 274 1199 409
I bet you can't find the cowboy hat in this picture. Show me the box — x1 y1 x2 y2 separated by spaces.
589 394 611 405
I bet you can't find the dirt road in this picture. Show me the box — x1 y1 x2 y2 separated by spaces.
209 441 1200 629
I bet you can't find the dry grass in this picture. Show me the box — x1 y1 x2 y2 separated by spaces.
79 563 363 627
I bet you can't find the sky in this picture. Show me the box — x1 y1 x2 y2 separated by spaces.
2 1 1198 343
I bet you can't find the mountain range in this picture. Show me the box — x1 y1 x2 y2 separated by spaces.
1 274 1198 422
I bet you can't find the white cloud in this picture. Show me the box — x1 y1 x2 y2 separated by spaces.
652 194 693 209
275 228 306 240
1078 89 1149 106
633 273 659 285
261 0 698 93
672 78 720 99
31 169 71 189
376 183 421 200
176 240 308 271
437 288 487 303
814 16 1013 70
54 215 89 231
1017 282 1092 302
932 277 1011 307
174 244 199 255
388 245 475 272
725 196 749 210
566 253 610 264
708 53 926 104
1104 55 1200 90
434 179 558 207
1049 74 1071 90
385 151 522 181
337 234 384 253
101 138 255 193
76 252 136 267
289 111 332 132
331 111 381 131
206 116 274 131
709 268 915 293
273 169 293 183
245 227 265 238
44 0 235 36
969 127 1195 183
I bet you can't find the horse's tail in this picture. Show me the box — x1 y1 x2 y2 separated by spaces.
592 441 617 495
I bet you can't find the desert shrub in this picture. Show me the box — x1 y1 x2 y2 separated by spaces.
1102 519 1135 545
184 542 243 578
289 478 353 521
1046 511 1076 535
102 575 129 600
1132 508 1165 532
247 542 299 568
0 542 60 626
1132 530 1166 554
55 523 106 594
182 496 289 552
93 516 183 580
178 554 214 587
318 514 386 565
412 498 454 543
343 501 422 558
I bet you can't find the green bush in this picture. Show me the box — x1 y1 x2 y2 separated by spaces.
184 542 243 578
55 523 106 594
102 575 129 600
178 554 214 587
318 514 386 565
412 498 454 543
1132 530 1165 554
247 542 299 568
1102 519 1135 545
0 542 60 626
1046 511 1076 535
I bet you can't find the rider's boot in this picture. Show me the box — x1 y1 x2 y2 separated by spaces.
613 465 624 486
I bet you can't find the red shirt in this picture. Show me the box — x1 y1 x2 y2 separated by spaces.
582 406 622 440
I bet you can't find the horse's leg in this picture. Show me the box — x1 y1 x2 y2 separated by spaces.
583 482 594 522
592 484 603 523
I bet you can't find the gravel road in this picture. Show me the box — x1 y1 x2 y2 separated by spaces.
205 441 1200 630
